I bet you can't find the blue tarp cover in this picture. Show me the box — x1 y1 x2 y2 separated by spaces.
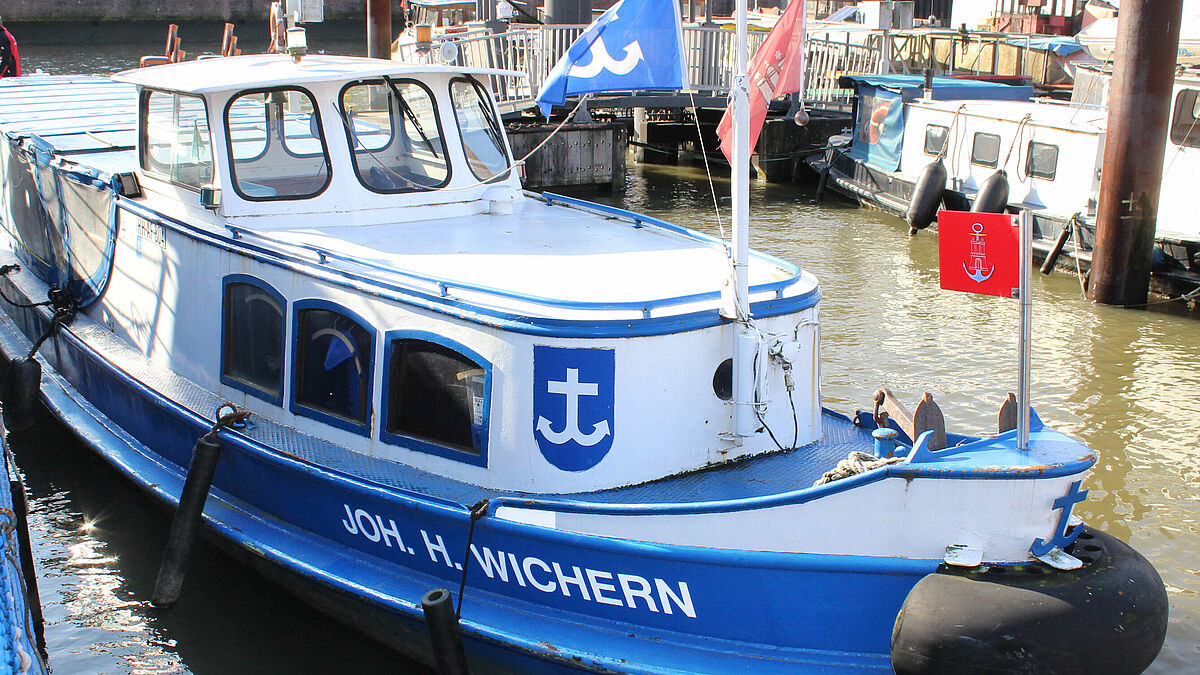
1022 37 1086 56
839 75 1034 102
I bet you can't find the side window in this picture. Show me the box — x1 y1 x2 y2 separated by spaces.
225 88 331 200
1025 141 1058 180
221 278 285 404
971 132 1000 167
293 305 373 432
451 78 510 182
383 337 487 464
339 79 450 193
142 90 214 189
924 124 948 156
1170 89 1200 148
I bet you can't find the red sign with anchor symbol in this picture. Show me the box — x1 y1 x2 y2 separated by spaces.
937 210 1019 298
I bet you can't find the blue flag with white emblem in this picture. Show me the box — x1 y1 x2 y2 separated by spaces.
535 0 689 118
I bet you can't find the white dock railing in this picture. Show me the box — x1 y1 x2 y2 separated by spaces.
395 25 883 113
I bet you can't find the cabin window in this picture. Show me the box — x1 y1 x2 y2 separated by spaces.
450 78 510 182
1024 141 1058 180
971 133 1000 167
1170 89 1200 148
141 90 214 189
225 87 331 201
293 305 373 432
382 336 488 464
339 79 450 193
221 277 285 404
923 125 948 156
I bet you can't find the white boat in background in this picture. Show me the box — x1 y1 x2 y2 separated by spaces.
810 70 1200 298
1077 1 1200 64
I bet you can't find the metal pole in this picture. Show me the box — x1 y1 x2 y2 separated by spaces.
730 0 755 439
1089 0 1183 306
367 0 392 60
1017 210 1032 451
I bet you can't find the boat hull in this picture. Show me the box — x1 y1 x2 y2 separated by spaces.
0 286 923 672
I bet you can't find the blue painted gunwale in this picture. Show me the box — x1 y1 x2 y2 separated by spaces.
0 297 915 671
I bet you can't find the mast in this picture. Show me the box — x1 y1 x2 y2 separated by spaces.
730 0 755 439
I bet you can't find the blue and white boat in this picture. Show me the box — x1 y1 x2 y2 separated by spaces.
0 425 46 675
0 37 1169 674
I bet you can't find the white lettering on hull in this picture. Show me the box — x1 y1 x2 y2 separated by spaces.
340 503 696 618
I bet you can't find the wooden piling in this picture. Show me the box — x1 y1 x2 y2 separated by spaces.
1089 0 1183 306
367 0 392 59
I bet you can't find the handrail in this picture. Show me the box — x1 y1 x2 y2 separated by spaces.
224 194 807 318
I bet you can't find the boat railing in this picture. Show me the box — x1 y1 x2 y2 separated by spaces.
805 34 885 109
221 193 804 319
394 23 883 111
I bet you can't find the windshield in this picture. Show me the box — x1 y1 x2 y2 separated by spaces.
339 78 451 193
224 87 330 201
451 78 510 182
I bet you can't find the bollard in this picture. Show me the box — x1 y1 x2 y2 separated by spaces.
872 427 898 458
151 435 222 608
422 588 470 675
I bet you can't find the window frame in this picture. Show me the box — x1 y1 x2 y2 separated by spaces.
380 330 491 467
971 132 1001 168
223 86 333 202
1024 140 1059 180
1169 88 1200 148
290 299 375 436
220 275 287 406
923 124 949 157
139 88 214 192
337 77 452 194
449 76 512 183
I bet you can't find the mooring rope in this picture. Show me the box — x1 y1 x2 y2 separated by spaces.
813 451 904 486
455 498 489 618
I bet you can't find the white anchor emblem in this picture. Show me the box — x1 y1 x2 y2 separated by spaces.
535 368 611 446
568 36 644 79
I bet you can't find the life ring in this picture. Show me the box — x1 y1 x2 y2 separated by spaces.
868 101 891 144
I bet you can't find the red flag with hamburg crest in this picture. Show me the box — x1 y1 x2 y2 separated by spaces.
937 210 1020 298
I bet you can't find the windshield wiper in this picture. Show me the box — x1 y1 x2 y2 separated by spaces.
382 75 439 159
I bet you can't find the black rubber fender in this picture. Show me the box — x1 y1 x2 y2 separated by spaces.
906 159 947 232
1 357 41 432
971 169 1010 214
891 527 1168 674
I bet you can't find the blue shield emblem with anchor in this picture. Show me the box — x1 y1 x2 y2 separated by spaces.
533 346 615 471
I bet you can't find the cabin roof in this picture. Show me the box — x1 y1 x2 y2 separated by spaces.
112 54 523 95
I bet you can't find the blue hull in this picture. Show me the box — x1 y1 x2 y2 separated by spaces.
0 287 926 672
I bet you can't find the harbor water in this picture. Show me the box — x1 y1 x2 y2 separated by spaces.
9 35 1200 673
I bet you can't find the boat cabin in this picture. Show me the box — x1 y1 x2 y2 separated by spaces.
76 55 824 494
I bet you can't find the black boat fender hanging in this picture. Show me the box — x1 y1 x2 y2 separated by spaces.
971 169 1010 214
891 527 1168 675
905 159 947 234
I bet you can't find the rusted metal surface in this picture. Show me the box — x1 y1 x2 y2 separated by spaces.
366 0 392 59
874 388 946 451
1090 0 1184 306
